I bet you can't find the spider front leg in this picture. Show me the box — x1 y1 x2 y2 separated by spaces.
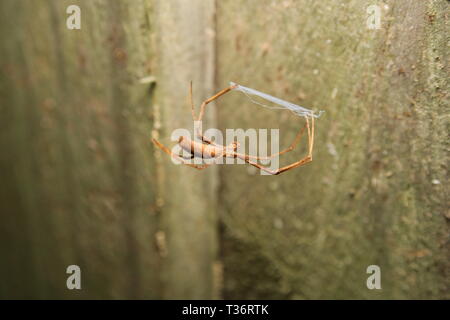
233 115 315 175
271 115 314 174
189 82 237 145
196 83 237 122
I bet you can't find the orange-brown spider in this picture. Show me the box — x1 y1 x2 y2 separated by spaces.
151 83 315 175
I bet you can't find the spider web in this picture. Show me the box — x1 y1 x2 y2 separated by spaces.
230 82 324 119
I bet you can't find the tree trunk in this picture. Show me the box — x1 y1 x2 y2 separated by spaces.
154 0 218 299
0 0 217 299
216 0 448 299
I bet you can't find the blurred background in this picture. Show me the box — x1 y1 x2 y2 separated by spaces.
0 0 448 299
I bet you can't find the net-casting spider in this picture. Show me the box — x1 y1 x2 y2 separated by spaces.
151 83 315 175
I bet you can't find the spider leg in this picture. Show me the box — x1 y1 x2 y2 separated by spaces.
232 115 314 175
189 81 196 121
190 82 236 146
274 115 314 174
197 84 237 121
233 122 308 161
241 158 278 175
308 113 314 156
151 138 211 170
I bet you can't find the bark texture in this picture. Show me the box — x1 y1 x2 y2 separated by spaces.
216 0 449 299
0 0 217 299
154 0 218 299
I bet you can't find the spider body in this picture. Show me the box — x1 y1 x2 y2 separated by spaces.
152 83 316 175
178 136 239 159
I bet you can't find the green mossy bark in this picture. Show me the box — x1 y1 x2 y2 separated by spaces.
153 0 218 299
0 0 218 299
216 0 448 299
0 0 159 299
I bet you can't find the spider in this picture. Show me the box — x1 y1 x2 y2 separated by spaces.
151 83 315 175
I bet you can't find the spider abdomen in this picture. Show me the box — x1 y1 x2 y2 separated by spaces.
178 136 224 159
